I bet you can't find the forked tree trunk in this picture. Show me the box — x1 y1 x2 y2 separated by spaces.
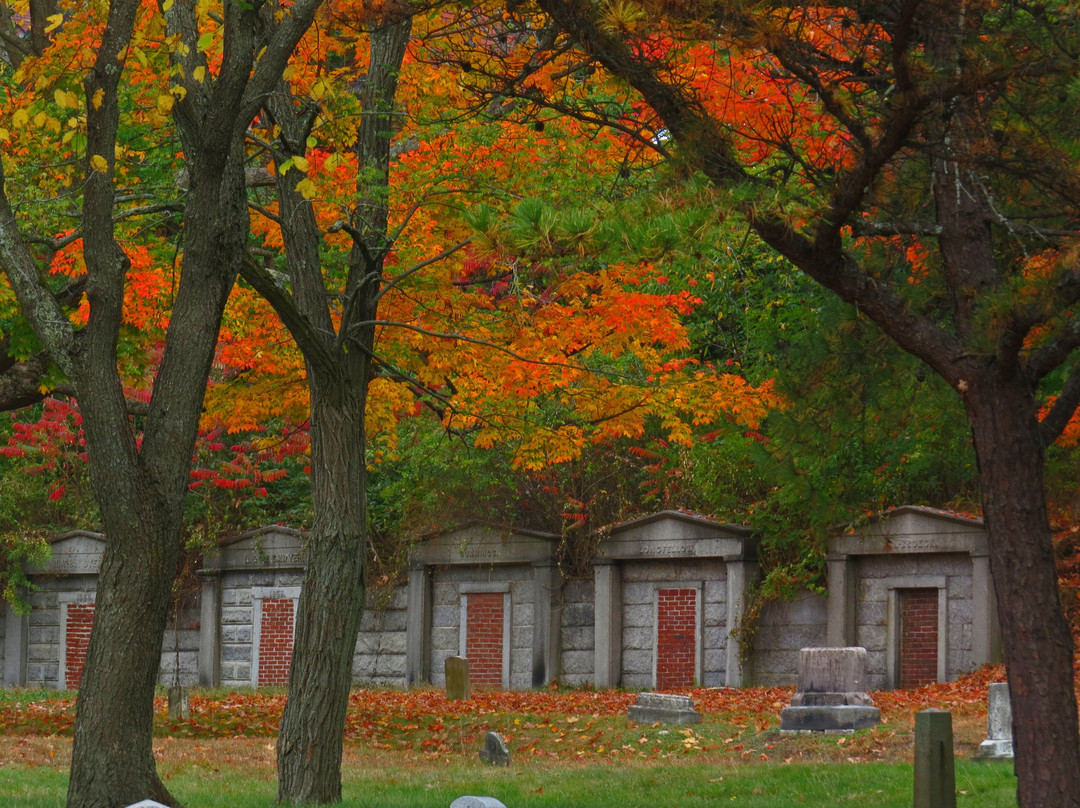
966 373 1080 808
269 16 410 804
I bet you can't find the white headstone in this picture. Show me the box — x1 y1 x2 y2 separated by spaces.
976 682 1014 760
125 801 171 808
449 797 508 808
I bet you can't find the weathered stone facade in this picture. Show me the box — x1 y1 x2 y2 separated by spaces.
1 507 1000 692
2 531 199 689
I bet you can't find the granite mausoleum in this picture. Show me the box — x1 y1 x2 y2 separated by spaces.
199 525 407 688
826 506 1001 690
0 506 1001 692
591 511 760 689
405 523 562 690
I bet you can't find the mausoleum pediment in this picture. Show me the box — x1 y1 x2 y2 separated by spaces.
202 525 308 572
597 510 756 561
409 522 558 566
25 530 106 575
830 505 988 557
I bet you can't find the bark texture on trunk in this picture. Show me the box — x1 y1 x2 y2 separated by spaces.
966 375 1080 808
66 144 249 808
276 389 369 804
66 506 181 808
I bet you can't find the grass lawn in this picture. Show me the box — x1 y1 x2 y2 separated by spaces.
0 750 1018 808
0 672 1021 807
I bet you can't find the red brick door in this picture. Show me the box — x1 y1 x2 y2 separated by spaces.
257 598 296 687
656 588 698 689
64 602 95 690
899 588 939 688
465 592 506 688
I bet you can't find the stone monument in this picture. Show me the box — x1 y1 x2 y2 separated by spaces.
626 692 701 724
976 682 1014 760
780 647 880 731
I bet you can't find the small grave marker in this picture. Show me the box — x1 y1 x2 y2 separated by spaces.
124 801 170 808
914 708 956 808
976 682 1014 760
626 692 701 724
168 685 190 720
445 656 471 700
479 731 511 766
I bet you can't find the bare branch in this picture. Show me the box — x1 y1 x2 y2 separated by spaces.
372 238 471 305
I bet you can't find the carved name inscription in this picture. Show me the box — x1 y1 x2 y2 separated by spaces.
606 540 700 559
223 549 304 568
456 545 501 560
41 553 102 575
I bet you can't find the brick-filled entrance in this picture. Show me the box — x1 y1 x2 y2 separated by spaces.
656 588 698 689
465 592 505 688
257 598 296 686
899 588 938 688
64 602 95 690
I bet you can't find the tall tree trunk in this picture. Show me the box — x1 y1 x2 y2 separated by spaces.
277 383 369 804
967 375 1080 808
268 16 411 804
0 2 323 805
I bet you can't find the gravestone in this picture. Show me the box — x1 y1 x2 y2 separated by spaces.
780 647 880 731
479 731 511 766
626 692 701 724
168 684 190 720
124 801 170 808
914 708 956 808
445 656 471 700
449 798 508 808
976 682 1014 760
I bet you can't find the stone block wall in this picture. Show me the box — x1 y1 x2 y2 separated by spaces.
219 570 303 688
25 578 91 688
157 607 201 688
0 601 7 683
750 590 828 686
12 577 200 689
559 579 594 687
352 585 408 686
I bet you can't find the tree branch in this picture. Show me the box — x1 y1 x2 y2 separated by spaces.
237 254 338 377
1039 361 1080 445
